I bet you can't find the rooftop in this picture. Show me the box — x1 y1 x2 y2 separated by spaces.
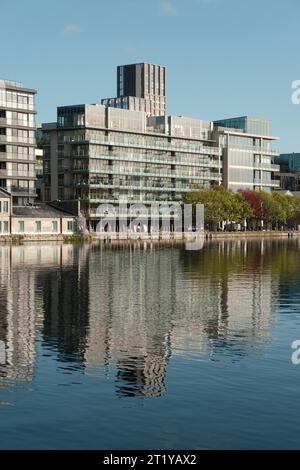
0 79 36 94
0 79 23 87
0 189 11 199
118 62 166 68
13 203 74 218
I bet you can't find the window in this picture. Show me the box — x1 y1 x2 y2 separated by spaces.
18 221 24 233
67 221 73 232
35 221 41 233
119 66 124 96
3 221 8 234
52 221 58 233
3 201 8 213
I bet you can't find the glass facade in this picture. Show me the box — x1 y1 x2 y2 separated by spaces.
103 63 167 117
275 153 300 172
214 116 271 137
274 153 300 192
43 105 280 215
213 117 280 192
42 105 221 223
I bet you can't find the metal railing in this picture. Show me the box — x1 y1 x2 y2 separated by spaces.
0 79 23 88
254 179 280 187
10 187 36 195
64 136 221 156
70 167 221 181
69 153 221 169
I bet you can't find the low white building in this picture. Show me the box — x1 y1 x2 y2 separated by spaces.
0 189 11 235
12 204 76 236
0 189 77 237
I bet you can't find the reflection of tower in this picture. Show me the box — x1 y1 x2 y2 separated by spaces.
84 245 175 397
115 355 168 398
40 244 91 363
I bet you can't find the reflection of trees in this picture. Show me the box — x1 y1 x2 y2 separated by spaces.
175 240 292 352
0 239 298 397
180 239 300 280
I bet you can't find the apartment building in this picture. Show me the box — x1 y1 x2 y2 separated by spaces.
42 105 221 229
213 116 280 192
0 79 37 205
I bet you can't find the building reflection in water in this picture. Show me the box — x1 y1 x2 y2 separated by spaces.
0 246 38 385
0 239 297 397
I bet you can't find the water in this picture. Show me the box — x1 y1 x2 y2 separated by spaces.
0 239 299 449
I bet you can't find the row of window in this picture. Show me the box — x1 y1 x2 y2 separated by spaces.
0 90 35 111
17 220 74 233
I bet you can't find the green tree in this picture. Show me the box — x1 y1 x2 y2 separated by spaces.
185 185 253 229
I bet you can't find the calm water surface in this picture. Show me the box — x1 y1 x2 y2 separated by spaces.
0 239 299 449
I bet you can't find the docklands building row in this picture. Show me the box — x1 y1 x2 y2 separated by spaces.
42 106 221 229
41 109 280 229
0 63 281 239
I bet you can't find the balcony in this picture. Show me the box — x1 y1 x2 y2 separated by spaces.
0 152 35 162
0 119 36 129
0 135 35 145
229 144 279 156
71 167 221 181
10 186 37 196
254 179 280 187
67 136 221 156
253 163 280 172
0 100 35 112
76 181 211 193
70 152 222 170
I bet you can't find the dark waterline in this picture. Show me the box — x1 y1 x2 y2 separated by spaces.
0 239 299 449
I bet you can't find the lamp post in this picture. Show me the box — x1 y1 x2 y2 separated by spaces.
260 200 264 231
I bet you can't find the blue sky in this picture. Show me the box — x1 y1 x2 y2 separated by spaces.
1 0 300 151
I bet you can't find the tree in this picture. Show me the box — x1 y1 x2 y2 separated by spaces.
184 186 253 229
270 192 296 225
239 190 266 221
232 192 254 223
184 188 222 226
185 188 300 230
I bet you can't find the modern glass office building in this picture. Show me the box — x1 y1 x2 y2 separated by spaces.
213 116 280 192
275 153 300 172
0 79 37 205
42 105 221 228
274 153 300 192
42 65 281 229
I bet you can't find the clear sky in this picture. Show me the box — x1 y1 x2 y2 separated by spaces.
1 0 300 151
